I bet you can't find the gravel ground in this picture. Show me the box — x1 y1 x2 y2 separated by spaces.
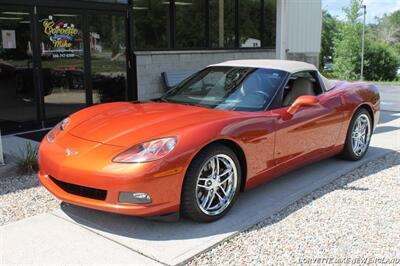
188 153 400 265
0 164 60 226
1 152 399 264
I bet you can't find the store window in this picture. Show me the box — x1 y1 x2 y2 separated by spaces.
263 0 276 48
134 0 169 49
39 13 86 122
89 14 127 104
209 0 235 48
175 0 206 48
0 10 37 132
132 0 276 50
239 0 262 48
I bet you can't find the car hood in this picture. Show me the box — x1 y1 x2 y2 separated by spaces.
68 101 236 147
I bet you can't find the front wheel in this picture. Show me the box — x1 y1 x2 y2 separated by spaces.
181 144 241 222
340 108 372 161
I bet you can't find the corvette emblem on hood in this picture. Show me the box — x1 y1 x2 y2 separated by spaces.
66 148 78 157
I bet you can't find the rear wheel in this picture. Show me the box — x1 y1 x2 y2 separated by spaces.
181 144 241 222
341 108 372 161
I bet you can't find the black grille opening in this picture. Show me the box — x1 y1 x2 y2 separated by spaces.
49 176 107 200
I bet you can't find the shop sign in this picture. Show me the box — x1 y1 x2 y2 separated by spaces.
43 18 79 49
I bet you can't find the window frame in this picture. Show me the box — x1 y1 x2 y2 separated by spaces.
132 0 277 51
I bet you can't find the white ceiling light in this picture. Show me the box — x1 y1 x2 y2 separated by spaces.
53 14 78 17
162 1 193 5
2 11 29 15
175 2 193 5
0 17 23 20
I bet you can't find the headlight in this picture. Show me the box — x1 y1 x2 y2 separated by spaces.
46 117 70 143
112 137 177 163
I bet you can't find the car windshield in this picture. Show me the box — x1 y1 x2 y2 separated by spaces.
160 66 287 111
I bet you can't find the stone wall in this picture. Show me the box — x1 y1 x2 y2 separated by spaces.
135 49 276 100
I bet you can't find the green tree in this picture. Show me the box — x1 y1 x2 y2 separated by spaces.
368 10 400 45
364 42 399 81
389 10 400 41
333 0 363 80
239 0 262 45
319 10 339 70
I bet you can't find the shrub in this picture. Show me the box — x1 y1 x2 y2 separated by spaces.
15 142 38 175
320 70 338 80
364 42 399 81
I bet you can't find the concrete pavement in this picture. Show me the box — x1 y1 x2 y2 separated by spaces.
1 110 399 265
1 213 159 265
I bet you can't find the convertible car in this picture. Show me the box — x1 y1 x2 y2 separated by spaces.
38 60 380 222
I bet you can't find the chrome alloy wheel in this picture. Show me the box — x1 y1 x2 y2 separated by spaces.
195 154 238 216
351 113 371 157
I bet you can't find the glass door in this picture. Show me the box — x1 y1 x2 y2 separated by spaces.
38 11 86 124
0 8 37 133
37 9 129 126
88 13 127 104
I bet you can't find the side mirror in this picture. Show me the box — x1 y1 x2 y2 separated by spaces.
287 95 319 115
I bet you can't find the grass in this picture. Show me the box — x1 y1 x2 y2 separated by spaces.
15 142 38 175
369 79 400 86
321 71 400 85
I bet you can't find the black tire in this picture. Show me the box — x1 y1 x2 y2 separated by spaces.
181 144 242 222
340 108 372 161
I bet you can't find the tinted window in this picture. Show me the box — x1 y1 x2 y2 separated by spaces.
240 0 262 48
209 0 236 48
88 14 127 104
292 71 323 95
131 0 277 49
162 66 286 111
134 0 169 49
282 71 323 106
263 0 276 48
175 0 206 48
0 10 37 133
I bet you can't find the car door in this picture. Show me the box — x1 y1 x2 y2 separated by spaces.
271 71 344 174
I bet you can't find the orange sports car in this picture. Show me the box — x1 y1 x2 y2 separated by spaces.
38 60 380 222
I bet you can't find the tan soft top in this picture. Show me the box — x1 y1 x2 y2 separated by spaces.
209 59 318 74
210 59 336 90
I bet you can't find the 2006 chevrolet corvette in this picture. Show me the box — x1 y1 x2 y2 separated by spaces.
38 60 380 222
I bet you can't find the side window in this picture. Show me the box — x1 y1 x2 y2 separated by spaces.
282 71 323 107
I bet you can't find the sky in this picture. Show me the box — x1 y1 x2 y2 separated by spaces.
322 0 400 23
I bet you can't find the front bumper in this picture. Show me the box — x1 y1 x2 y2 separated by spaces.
38 134 185 216
38 172 180 216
